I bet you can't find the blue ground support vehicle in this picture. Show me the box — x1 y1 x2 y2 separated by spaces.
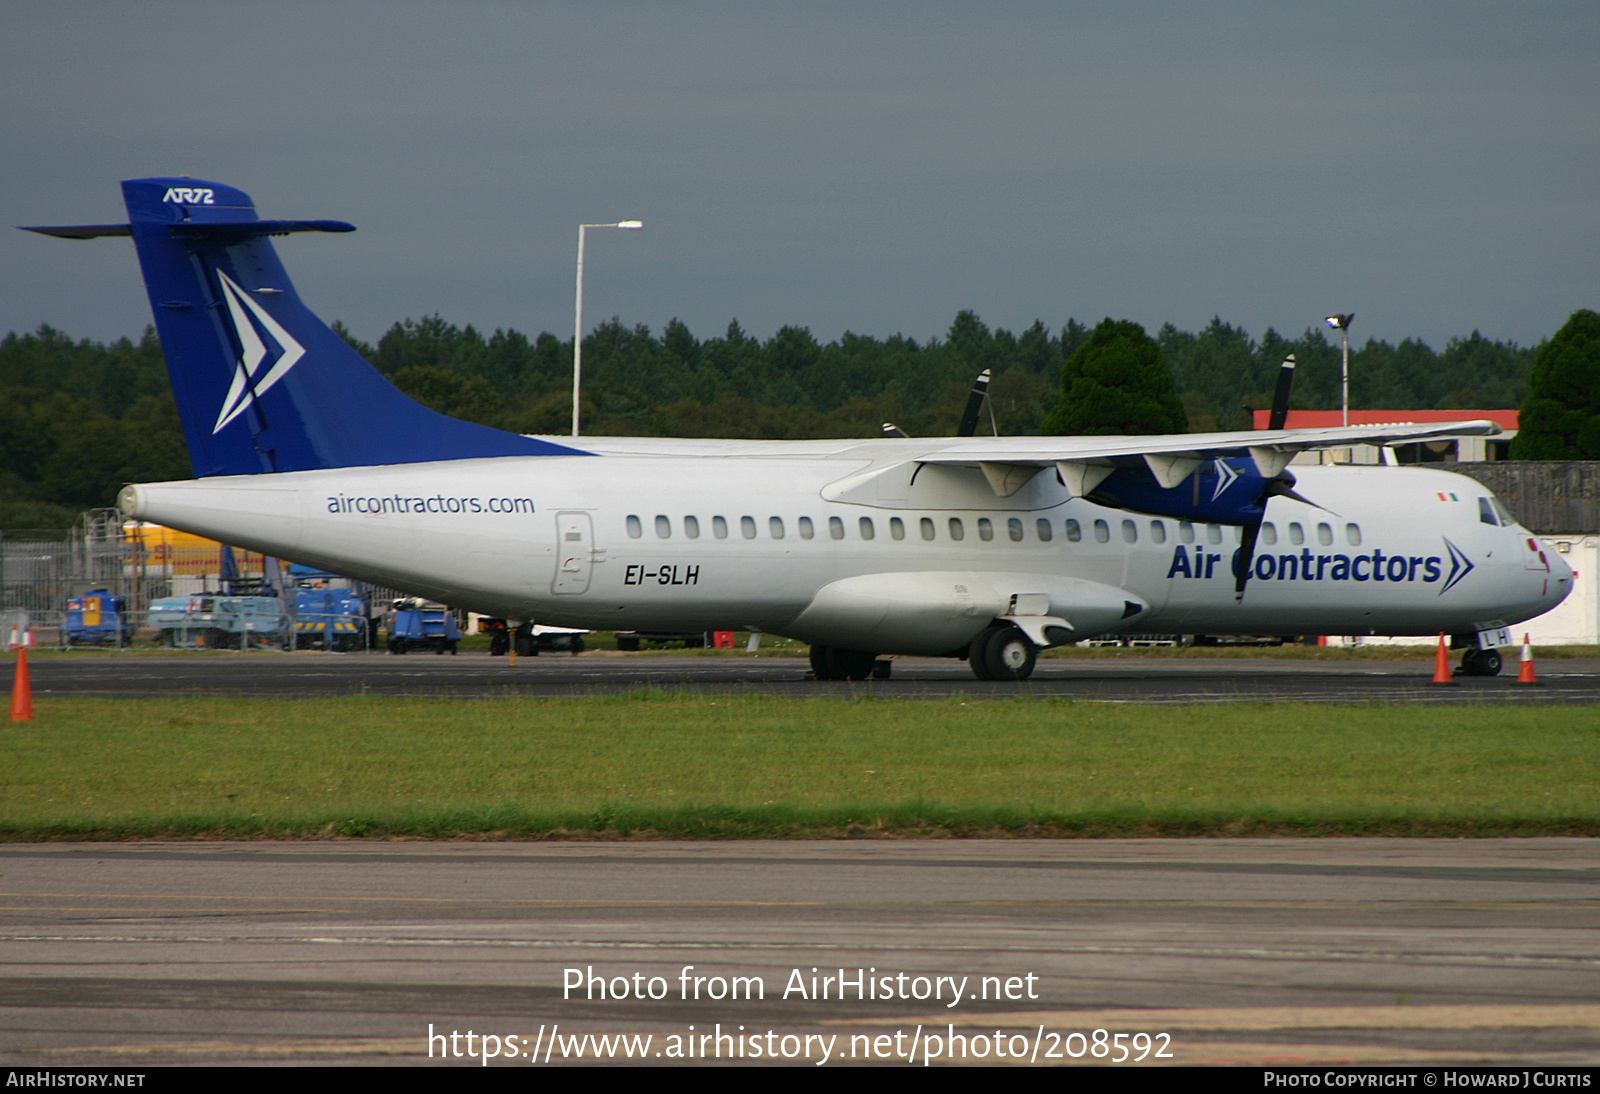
148 594 290 649
386 598 459 654
62 590 136 647
294 586 369 650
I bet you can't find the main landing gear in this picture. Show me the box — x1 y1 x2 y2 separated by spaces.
809 645 891 681
967 624 1038 681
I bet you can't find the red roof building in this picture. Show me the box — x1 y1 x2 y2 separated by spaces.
1250 409 1518 464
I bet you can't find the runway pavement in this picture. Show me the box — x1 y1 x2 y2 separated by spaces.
0 840 1595 1067
16 649 1600 703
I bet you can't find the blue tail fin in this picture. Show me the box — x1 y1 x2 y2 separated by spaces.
30 179 587 476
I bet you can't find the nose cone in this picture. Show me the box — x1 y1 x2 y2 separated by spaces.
1544 544 1576 609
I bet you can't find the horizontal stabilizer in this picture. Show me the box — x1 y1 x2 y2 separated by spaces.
20 224 133 239
168 219 356 242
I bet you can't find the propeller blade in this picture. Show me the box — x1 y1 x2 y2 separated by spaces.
1273 484 1334 513
956 368 992 437
1264 469 1338 515
1234 521 1262 600
881 422 908 438
1267 354 1296 431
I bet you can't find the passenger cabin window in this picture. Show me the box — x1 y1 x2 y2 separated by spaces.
626 515 642 539
1288 522 1304 546
655 515 671 538
1008 518 1024 542
1179 521 1195 544
684 515 700 539
1150 520 1166 544
921 518 936 541
1206 524 1222 545
1121 519 1137 543
829 516 844 540
859 517 875 540
1261 523 1277 546
769 516 785 539
1093 519 1110 543
1036 519 1053 542
889 517 905 540
798 516 814 539
1346 523 1362 547
1065 519 1082 542
713 515 728 539
1317 522 1333 546
948 518 965 541
741 516 757 539
977 518 993 541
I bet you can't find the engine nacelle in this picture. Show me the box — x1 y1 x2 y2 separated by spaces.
782 570 1145 655
1088 456 1271 526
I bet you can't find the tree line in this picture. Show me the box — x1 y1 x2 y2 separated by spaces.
0 311 1541 530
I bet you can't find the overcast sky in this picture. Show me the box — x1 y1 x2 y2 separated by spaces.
3 2 1596 352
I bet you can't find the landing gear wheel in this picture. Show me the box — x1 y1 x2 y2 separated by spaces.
984 626 1038 681
809 643 831 679
1461 647 1503 677
569 635 585 656
967 628 999 680
809 644 877 680
827 647 878 680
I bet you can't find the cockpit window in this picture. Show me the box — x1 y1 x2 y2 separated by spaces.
1490 496 1516 526
1479 497 1498 526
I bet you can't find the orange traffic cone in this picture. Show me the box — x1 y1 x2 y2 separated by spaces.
1431 632 1457 686
1512 633 1542 686
9 648 33 722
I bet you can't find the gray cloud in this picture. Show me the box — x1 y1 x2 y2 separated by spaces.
4 2 1596 354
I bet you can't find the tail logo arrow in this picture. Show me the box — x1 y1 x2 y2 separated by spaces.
1210 459 1240 501
213 270 305 433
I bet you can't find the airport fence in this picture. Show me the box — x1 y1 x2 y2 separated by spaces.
14 606 378 653
0 509 413 653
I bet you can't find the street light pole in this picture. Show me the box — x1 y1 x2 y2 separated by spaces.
1325 313 1355 428
573 220 643 437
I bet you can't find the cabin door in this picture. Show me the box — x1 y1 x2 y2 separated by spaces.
552 511 594 595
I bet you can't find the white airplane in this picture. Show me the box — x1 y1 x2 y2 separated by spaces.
23 179 1572 680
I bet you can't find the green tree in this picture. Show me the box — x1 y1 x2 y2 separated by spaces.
1040 318 1187 436
1510 309 1600 459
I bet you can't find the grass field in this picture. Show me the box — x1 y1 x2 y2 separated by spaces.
3 694 1594 839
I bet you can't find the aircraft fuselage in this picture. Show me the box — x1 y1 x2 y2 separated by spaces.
121 452 1568 654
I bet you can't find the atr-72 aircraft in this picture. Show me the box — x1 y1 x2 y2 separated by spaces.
23 179 1571 680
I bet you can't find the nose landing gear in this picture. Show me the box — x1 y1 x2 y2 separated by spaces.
1459 646 1504 677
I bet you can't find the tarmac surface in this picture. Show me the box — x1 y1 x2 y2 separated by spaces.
0 840 1595 1067
16 648 1600 703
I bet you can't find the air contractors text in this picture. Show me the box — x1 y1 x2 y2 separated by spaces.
1168 545 1444 585
326 493 534 516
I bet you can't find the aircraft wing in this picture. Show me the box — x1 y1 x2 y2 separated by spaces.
910 420 1500 465
905 420 1502 496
